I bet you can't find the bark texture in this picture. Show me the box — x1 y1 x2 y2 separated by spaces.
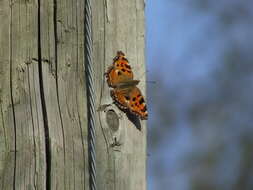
0 0 146 189
94 0 147 189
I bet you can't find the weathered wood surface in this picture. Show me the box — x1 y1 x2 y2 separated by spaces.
93 0 147 190
0 0 88 189
40 0 88 189
0 1 46 189
0 0 146 189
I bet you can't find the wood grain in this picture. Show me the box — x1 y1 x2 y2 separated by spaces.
94 0 147 189
0 0 146 189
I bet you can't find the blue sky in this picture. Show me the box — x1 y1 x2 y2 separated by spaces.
145 0 253 189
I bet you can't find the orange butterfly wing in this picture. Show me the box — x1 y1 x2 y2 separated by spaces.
111 86 148 120
106 51 133 87
106 51 148 120
127 87 148 120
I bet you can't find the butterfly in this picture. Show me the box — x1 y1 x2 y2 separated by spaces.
105 51 148 120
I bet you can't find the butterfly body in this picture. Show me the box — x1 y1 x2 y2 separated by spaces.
105 51 148 120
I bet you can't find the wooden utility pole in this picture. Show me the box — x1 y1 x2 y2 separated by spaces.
0 0 146 189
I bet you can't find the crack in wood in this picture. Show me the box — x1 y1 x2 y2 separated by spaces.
32 57 50 63
53 1 67 189
9 2 17 189
37 0 51 189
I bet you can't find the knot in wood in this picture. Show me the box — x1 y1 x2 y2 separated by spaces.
106 109 119 132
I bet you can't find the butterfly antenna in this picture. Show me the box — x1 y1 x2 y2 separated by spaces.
137 69 156 85
146 80 156 84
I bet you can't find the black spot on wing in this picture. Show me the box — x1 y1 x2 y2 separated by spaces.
122 57 129 62
127 70 132 73
125 64 131 69
132 97 136 101
125 96 130 100
113 56 119 62
139 97 144 105
141 105 147 112
121 68 126 72
137 94 141 98
118 71 122 75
